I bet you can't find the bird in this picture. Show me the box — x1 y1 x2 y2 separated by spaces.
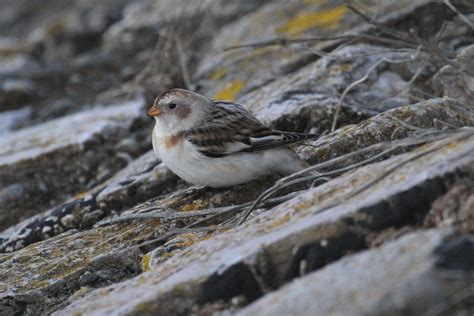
148 88 318 187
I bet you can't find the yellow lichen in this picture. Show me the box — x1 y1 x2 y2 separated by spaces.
142 253 151 272
160 252 174 259
181 200 204 212
174 239 196 248
210 67 228 80
277 5 348 36
294 201 312 211
213 80 246 101
328 62 353 75
169 232 214 248
304 0 327 4
73 191 88 199
270 213 291 228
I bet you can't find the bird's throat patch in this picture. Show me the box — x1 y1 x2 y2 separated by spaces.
165 132 185 149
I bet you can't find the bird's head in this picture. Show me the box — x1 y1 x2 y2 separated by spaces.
148 88 210 134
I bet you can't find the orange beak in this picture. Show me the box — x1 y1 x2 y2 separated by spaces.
148 106 161 117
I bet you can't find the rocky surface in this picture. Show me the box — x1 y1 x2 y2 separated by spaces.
47 129 474 316
0 99 146 231
195 0 433 101
1 1 474 315
238 229 474 316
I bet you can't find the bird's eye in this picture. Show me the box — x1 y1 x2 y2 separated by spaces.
168 103 177 109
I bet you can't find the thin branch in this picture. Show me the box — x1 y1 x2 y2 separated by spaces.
237 129 469 224
175 35 191 89
331 58 384 131
420 284 474 316
243 129 474 224
443 0 474 31
330 47 423 132
224 33 419 52
98 192 300 226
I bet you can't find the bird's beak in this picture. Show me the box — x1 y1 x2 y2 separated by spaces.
148 106 161 117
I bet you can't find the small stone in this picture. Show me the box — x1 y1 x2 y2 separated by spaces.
115 138 140 154
81 209 105 227
0 183 25 207
0 79 38 109
60 214 76 228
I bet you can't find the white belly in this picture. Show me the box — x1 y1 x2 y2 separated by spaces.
152 129 304 187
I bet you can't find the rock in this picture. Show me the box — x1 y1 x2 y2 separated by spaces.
0 106 31 134
298 98 474 164
0 99 144 231
0 0 133 121
95 151 178 211
0 52 40 75
48 129 474 315
194 0 432 101
1 1 474 315
433 44 474 106
0 151 176 252
424 184 474 232
0 79 38 110
236 44 439 133
104 0 265 54
0 176 282 314
0 184 25 208
103 0 267 94
238 229 474 316
5 96 472 253
0 223 150 316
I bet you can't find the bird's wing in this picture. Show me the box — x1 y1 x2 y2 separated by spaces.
186 101 318 158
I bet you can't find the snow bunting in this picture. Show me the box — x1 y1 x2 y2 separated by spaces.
148 88 318 187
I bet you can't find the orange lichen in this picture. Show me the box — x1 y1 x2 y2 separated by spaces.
277 5 348 36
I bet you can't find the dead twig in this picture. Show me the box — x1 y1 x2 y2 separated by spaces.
175 35 191 89
420 283 474 316
98 192 300 226
237 129 469 224
330 58 384 132
330 46 424 131
443 0 474 31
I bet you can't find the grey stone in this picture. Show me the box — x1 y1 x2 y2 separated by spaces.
95 150 178 211
0 184 25 207
238 229 474 316
298 98 474 164
0 99 144 231
1 1 474 315
0 78 38 109
0 151 176 252
0 227 147 316
0 106 31 134
51 130 474 315
194 0 432 101
433 44 474 106
237 44 435 133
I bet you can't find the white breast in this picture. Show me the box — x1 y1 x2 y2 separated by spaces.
152 125 305 187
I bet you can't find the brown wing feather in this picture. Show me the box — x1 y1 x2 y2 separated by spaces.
186 101 318 158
